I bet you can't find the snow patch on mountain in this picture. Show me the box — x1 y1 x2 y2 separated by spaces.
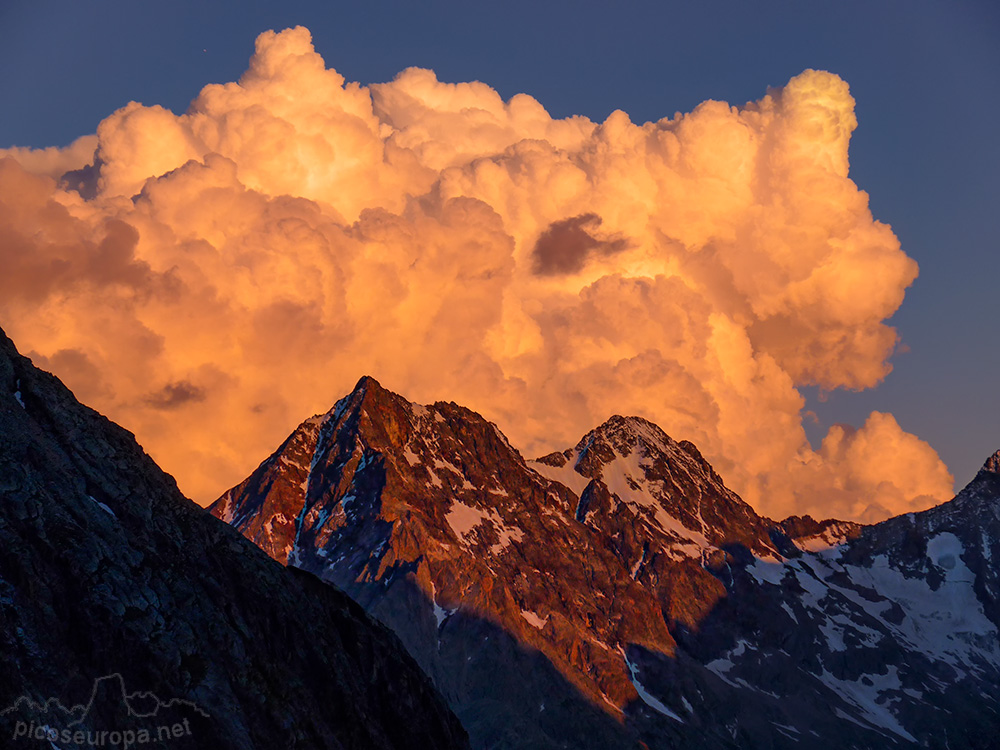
264 513 290 542
434 457 475 490
528 457 591 495
842 553 999 668
746 558 786 585
705 639 747 678
926 532 965 576
403 444 421 466
278 454 305 470
87 495 116 519
446 500 489 540
625 656 683 722
492 525 523 554
445 500 524 554
600 445 709 549
630 549 645 579
215 490 235 524
520 610 548 629
432 601 453 629
740 535 1000 678
816 666 916 742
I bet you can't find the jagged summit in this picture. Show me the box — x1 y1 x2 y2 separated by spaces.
537 414 674 467
535 414 723 498
327 374 406 426
530 412 776 557
354 374 382 391
345 374 395 404
589 413 673 441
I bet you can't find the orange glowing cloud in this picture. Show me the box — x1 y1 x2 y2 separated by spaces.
0 26 953 522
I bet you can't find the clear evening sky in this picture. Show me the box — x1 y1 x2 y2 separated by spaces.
0 1 997 511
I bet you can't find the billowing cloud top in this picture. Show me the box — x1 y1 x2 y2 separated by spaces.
0 27 952 521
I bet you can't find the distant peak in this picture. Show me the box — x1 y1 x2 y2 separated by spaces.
596 414 664 436
588 414 674 451
983 450 1000 475
563 415 681 477
342 375 398 410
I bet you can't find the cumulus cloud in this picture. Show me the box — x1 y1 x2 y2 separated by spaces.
0 26 953 521
0 135 97 181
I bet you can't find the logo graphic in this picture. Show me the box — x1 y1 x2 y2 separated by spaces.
2 674 209 748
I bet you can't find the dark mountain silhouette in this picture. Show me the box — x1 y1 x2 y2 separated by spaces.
0 329 468 750
215 375 1000 749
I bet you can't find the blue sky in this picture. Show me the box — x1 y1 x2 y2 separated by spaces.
1 0 997 489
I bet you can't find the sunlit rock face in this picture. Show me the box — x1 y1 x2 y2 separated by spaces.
214 377 1000 749
0 328 468 750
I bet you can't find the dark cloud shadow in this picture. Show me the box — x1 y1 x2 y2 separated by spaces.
532 213 629 275
144 381 207 410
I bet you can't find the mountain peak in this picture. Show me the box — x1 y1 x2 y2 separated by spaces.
595 413 664 437
352 374 384 393
343 374 394 408
526 410 779 560
327 374 409 430
573 414 673 467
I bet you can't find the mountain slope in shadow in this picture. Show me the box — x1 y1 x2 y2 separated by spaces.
0 328 468 750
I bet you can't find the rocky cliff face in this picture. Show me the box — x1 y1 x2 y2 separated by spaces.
0 331 468 750
214 376 1000 749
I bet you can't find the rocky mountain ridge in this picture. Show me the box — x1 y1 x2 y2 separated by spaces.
213 375 1000 748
